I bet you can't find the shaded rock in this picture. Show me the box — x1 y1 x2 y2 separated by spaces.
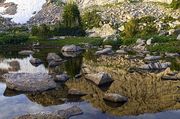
15 106 83 119
47 53 62 63
29 58 43 67
3 73 56 92
48 60 65 67
61 45 83 52
68 88 87 96
18 50 34 56
139 62 171 70
85 72 113 86
55 73 69 82
95 48 113 55
144 56 161 61
103 93 128 103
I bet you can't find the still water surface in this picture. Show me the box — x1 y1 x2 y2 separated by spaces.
0 47 180 119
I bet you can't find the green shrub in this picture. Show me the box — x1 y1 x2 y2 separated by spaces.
0 32 29 45
102 38 122 47
82 10 101 29
123 19 139 38
170 0 180 9
63 2 82 28
138 16 156 23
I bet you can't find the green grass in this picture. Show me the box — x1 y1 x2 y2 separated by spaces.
148 40 180 53
29 36 103 46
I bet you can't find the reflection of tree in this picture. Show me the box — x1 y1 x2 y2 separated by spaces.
65 56 180 116
64 56 83 77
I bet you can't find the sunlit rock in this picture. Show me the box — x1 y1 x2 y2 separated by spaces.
61 45 83 52
85 72 113 86
3 73 56 92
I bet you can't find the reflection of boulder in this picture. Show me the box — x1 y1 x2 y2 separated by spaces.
3 87 22 97
15 106 83 119
103 93 128 103
62 51 82 58
8 60 20 71
26 84 68 106
3 73 56 92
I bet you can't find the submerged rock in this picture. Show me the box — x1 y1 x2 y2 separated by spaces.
103 93 128 103
18 50 34 56
61 45 83 52
85 72 113 86
3 73 56 92
15 106 83 119
68 88 87 96
95 48 113 55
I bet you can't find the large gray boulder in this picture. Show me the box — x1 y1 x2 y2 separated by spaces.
103 93 128 103
3 73 56 92
61 45 83 52
139 62 171 70
15 106 83 119
85 72 113 86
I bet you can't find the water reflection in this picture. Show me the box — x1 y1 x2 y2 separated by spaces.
0 47 180 119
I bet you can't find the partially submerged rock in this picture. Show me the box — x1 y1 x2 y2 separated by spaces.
47 53 63 67
55 73 69 82
18 50 34 56
15 106 83 119
29 58 43 67
85 72 113 86
61 45 83 52
3 73 56 92
68 88 87 96
103 93 128 103
47 53 62 63
95 48 113 55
